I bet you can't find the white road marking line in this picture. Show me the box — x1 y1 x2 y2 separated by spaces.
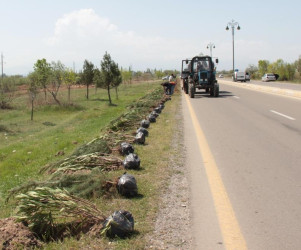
233 96 240 99
270 110 296 120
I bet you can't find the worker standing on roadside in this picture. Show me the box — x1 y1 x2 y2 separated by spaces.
169 73 176 95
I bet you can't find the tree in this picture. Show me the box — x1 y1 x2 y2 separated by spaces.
100 52 122 105
258 60 269 77
64 68 76 103
33 58 52 101
49 61 65 105
81 60 94 100
28 72 39 120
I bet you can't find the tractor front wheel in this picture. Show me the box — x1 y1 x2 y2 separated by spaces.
184 80 188 94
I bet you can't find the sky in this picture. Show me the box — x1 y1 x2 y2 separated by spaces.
0 0 300 75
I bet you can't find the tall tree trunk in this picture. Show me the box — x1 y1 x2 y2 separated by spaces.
86 84 89 99
68 86 71 104
31 99 34 121
107 85 111 104
44 88 47 101
115 86 118 100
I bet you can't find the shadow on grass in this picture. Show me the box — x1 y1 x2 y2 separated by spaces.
106 229 140 240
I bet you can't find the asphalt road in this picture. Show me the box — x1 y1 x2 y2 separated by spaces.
183 82 301 249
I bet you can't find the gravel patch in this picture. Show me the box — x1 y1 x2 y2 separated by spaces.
146 97 192 249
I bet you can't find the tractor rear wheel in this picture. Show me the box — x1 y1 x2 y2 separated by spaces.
213 83 219 97
189 84 195 98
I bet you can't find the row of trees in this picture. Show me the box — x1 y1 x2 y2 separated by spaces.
246 57 301 81
25 52 121 120
217 57 301 82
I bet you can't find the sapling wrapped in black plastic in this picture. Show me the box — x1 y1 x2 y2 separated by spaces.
102 210 134 237
119 142 134 155
140 119 150 128
159 104 164 110
123 153 140 169
134 132 145 144
148 114 156 123
154 107 161 113
117 173 138 197
136 127 148 137
151 111 159 118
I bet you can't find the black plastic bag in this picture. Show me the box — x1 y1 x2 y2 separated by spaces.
134 132 145 144
136 127 148 137
117 173 138 197
140 119 150 128
123 153 140 169
159 104 165 110
151 111 159 117
148 114 156 123
154 107 161 113
119 142 134 155
103 210 134 237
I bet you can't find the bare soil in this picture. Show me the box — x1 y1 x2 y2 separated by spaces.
0 218 42 249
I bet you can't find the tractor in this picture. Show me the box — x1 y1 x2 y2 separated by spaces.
181 56 219 98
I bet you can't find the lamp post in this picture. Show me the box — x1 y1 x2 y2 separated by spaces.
226 19 240 81
206 42 215 58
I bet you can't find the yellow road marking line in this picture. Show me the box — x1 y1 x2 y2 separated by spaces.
185 94 247 250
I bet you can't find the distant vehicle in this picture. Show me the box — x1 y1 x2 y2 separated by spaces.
245 72 250 81
218 74 224 78
162 76 168 80
233 71 246 82
262 73 276 82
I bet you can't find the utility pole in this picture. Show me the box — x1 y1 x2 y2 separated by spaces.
226 20 241 81
207 43 215 58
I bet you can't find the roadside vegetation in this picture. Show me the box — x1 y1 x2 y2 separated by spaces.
0 51 181 248
218 56 301 82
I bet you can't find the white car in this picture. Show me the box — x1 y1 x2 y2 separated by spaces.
162 76 168 80
218 74 224 78
262 73 276 82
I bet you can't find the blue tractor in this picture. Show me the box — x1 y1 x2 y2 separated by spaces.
181 56 219 98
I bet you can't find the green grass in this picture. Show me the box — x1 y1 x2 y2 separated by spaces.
0 82 181 249
0 83 159 211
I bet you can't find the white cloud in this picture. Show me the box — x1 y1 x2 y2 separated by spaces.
45 9 199 70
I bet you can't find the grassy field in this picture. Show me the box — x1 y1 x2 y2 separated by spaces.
0 81 181 249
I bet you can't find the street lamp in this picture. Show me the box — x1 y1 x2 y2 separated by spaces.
226 19 240 81
206 43 215 58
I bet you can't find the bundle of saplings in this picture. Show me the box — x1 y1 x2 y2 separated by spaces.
15 187 106 241
42 153 123 175
7 168 118 201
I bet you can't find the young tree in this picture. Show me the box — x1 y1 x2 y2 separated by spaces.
100 52 122 105
34 59 52 101
81 60 94 99
28 72 39 120
93 68 103 94
64 68 76 103
258 60 269 77
49 61 65 105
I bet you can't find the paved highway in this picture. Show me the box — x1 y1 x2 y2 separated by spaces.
183 82 301 249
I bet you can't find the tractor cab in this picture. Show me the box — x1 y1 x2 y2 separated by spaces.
190 56 217 87
184 56 219 98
